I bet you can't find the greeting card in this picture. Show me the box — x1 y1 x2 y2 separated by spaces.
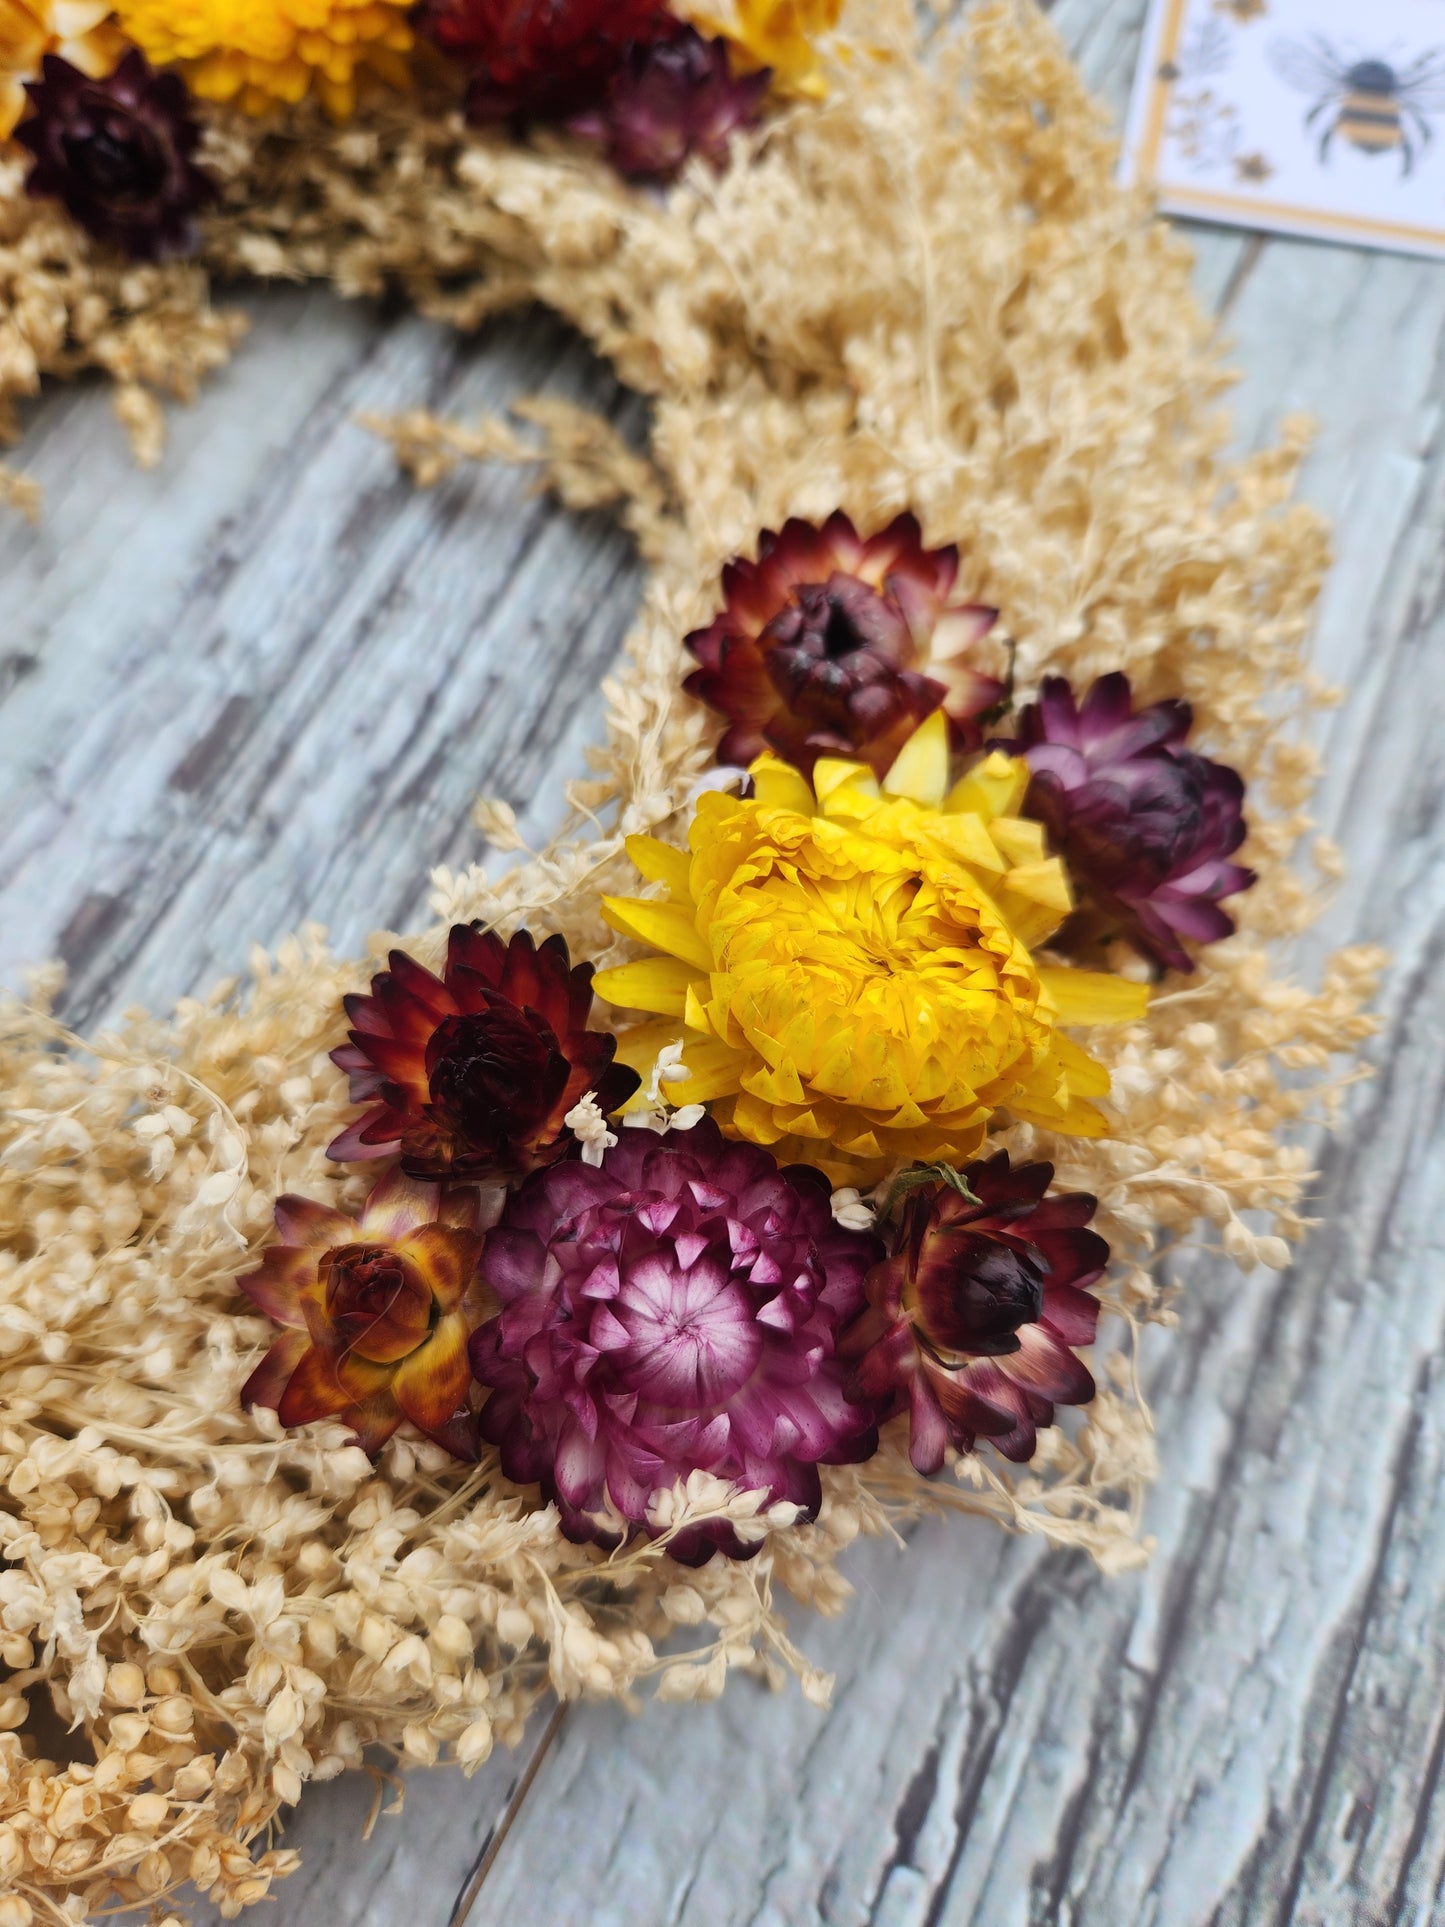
1122 0 1445 257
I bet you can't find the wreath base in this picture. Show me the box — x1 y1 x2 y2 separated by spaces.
0 5 1383 1919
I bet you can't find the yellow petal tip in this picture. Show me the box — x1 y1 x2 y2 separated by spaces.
882 710 950 806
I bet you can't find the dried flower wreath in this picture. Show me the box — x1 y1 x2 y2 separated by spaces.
0 0 1385 1920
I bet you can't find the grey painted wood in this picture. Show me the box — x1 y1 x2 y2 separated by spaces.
0 293 644 1923
4 1 1445 1922
0 290 644 1031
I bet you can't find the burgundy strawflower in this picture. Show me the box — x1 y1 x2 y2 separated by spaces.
684 511 1005 779
1007 673 1256 972
15 51 214 263
842 1155 1107 1471
416 0 674 125
469 1119 881 1563
569 26 769 182
329 925 639 1181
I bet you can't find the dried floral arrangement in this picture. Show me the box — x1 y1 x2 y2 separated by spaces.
0 0 1386 1921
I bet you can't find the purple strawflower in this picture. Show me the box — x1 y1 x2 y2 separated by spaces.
16 51 214 263
1007 672 1256 972
569 26 770 183
470 1118 881 1563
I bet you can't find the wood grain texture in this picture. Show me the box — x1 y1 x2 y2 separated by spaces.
4 1 1445 1921
0 294 643 1922
0 292 644 1031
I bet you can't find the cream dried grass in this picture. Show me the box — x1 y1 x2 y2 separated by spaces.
0 2 1384 1919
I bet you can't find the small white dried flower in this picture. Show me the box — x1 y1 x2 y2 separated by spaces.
647 1041 687 1102
563 1092 617 1167
624 1043 704 1133
683 765 750 809
830 1186 876 1231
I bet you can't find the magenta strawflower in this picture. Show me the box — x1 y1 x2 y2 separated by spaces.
469 1118 881 1562
569 26 769 182
1007 673 1256 972
841 1154 1107 1471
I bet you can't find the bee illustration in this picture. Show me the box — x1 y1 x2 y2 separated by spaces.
1269 37 1445 175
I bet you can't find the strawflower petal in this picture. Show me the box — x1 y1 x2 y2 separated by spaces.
392 1315 474 1440
1037 967 1150 1026
592 956 703 1016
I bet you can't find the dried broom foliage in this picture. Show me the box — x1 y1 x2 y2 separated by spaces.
0 2 1384 1919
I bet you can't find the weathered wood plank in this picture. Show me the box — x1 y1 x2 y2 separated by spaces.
0 291 640 1922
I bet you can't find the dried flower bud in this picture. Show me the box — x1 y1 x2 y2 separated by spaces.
1005 673 1255 971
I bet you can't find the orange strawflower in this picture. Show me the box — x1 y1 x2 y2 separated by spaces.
239 1168 491 1460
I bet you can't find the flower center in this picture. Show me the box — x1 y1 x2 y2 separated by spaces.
718 838 1042 1110
612 1240 764 1409
66 114 169 199
763 573 908 665
426 1006 560 1129
323 1243 434 1363
911 1235 1045 1360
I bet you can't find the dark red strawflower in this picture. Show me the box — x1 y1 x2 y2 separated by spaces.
684 511 1005 779
841 1154 1108 1471
15 51 213 263
416 0 675 125
1007 673 1256 972
470 1119 882 1563
329 925 639 1181
569 26 769 182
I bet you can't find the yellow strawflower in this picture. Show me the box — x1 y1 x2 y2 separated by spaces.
687 0 842 100
596 713 1148 1184
0 0 119 138
113 0 413 121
